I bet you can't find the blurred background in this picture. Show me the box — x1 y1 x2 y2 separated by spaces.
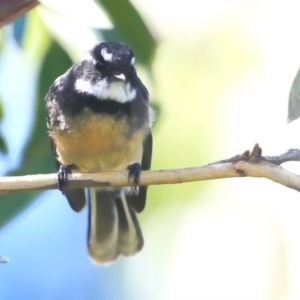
1 0 300 299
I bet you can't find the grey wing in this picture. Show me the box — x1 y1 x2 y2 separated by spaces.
128 131 152 213
46 80 86 212
50 138 86 212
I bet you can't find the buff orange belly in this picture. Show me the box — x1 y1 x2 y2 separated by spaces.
51 114 144 172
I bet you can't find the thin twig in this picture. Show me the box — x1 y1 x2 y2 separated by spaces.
210 144 300 166
1 145 300 195
0 0 40 28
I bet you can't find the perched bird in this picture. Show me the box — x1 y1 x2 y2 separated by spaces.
45 42 153 264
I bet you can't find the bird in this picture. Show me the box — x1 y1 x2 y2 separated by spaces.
45 41 154 264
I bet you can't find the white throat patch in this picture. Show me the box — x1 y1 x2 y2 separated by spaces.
101 48 113 62
75 78 137 103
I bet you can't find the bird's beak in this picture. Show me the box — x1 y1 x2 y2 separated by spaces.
113 73 126 81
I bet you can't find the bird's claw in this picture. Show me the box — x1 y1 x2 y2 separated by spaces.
127 163 141 194
57 164 70 194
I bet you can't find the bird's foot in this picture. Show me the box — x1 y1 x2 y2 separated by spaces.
57 164 71 194
127 163 141 194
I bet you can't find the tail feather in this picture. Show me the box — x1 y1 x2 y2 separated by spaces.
115 195 144 255
88 188 144 264
65 188 86 212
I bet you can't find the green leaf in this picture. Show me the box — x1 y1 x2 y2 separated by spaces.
0 38 72 228
0 28 4 55
0 135 7 154
288 67 300 122
0 94 4 120
36 4 101 62
40 0 112 29
97 0 156 66
0 95 7 154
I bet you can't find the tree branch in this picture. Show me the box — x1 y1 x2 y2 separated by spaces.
1 145 300 195
0 0 40 28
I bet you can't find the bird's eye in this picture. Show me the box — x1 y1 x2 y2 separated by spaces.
95 61 104 71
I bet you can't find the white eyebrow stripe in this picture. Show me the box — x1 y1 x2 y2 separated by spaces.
101 48 113 62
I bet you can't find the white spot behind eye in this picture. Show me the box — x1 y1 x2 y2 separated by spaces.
131 57 135 65
101 48 113 62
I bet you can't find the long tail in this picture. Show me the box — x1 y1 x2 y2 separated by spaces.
87 188 144 264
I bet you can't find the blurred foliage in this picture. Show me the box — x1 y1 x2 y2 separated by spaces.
0 39 73 227
288 67 300 122
0 30 7 155
98 0 156 66
0 28 4 51
0 96 7 154
0 2 156 227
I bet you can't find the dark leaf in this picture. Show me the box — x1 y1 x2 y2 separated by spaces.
0 135 7 154
0 95 7 154
0 95 4 120
97 0 157 66
288 67 300 122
